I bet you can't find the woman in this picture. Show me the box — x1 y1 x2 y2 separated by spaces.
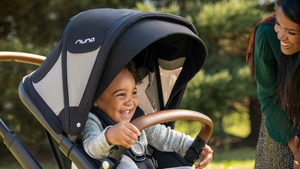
246 0 300 168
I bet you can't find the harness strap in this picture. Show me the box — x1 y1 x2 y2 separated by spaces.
146 146 158 169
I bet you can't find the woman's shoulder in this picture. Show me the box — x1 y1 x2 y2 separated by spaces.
255 24 280 60
257 24 274 32
256 24 277 41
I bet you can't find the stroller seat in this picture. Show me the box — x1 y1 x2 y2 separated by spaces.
15 8 210 169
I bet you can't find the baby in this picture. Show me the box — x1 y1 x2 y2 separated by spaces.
82 61 213 169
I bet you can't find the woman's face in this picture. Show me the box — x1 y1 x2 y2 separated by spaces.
274 6 300 55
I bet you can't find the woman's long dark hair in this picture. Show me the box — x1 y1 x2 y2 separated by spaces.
275 0 300 137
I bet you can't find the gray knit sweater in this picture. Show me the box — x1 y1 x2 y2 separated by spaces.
82 112 194 160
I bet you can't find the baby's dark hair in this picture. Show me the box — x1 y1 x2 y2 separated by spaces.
124 60 142 85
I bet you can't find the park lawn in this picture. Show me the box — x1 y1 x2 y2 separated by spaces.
189 147 255 169
207 160 254 169
205 147 256 169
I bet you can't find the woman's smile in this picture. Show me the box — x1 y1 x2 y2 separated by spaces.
280 41 293 48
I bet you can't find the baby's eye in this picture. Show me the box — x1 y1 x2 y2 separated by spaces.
131 91 137 96
117 93 125 97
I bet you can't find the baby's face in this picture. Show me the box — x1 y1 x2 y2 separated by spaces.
94 69 138 123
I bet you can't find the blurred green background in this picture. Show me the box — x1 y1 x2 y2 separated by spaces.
0 0 276 168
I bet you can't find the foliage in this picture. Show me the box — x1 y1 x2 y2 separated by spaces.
175 0 272 138
135 2 157 12
0 0 143 46
148 0 223 10
0 39 55 148
135 1 181 15
195 0 271 56
180 63 257 137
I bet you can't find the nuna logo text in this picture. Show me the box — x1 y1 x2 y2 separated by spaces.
75 37 95 44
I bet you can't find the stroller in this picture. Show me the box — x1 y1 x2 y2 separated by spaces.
0 8 213 169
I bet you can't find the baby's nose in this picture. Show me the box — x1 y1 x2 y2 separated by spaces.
125 97 133 105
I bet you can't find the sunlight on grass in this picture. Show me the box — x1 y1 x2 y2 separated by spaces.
207 160 254 169
199 148 256 169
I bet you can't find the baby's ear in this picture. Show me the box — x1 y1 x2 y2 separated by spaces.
93 102 97 107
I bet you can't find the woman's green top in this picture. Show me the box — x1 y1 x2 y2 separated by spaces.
254 24 298 145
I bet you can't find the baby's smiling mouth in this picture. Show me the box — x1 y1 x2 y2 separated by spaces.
120 110 131 115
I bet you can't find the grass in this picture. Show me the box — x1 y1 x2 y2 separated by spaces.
188 147 255 169
207 161 254 169
207 148 255 169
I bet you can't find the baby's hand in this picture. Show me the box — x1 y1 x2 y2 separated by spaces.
105 122 140 148
194 145 213 169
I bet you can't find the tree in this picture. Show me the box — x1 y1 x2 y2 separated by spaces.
0 0 143 46
180 0 273 147
0 39 54 152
